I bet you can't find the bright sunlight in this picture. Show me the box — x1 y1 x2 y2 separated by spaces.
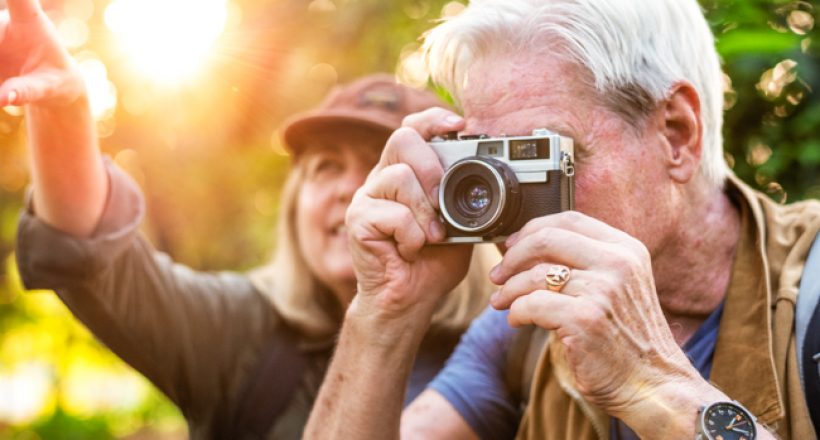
104 0 228 85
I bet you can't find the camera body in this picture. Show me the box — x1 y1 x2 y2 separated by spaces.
430 129 575 244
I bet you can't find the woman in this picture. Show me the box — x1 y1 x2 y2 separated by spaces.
4 0 496 438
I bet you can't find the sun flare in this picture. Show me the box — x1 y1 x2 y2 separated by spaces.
104 0 228 85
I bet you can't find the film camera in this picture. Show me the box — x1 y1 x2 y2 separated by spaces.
430 129 575 243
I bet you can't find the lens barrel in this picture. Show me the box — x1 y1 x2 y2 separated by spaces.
439 157 520 235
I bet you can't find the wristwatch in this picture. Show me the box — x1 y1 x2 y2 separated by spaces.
695 400 757 440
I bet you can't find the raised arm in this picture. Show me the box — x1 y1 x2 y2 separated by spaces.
1 0 106 237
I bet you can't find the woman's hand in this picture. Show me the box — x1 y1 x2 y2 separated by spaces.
2 0 106 238
0 0 86 107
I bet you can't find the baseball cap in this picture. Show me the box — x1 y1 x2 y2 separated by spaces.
281 73 446 155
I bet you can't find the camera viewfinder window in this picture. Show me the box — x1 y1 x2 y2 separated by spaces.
477 141 504 157
510 139 549 161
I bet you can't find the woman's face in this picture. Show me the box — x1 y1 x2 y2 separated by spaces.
296 139 382 305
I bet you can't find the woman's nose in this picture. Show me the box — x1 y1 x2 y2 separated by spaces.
337 169 366 202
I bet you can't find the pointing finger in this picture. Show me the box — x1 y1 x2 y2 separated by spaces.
7 0 40 23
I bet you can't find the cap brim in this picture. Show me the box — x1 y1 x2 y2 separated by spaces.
282 110 396 155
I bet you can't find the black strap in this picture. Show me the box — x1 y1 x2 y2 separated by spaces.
804 294 820 434
505 325 550 411
222 322 310 439
505 324 535 407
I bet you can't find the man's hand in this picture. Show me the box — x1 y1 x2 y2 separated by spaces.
346 107 472 327
488 211 713 437
304 109 470 440
0 0 85 107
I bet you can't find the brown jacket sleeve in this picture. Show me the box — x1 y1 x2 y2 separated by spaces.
15 159 277 424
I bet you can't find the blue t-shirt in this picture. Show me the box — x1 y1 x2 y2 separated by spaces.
429 303 725 440
428 306 521 439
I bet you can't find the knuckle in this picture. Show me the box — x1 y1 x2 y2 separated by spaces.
401 106 446 127
613 249 643 278
384 163 415 186
398 206 417 227
598 245 633 274
577 305 607 328
532 264 548 287
500 279 521 302
609 259 633 280
631 241 652 265
400 113 420 128
590 294 615 320
348 221 369 243
388 127 421 150
498 284 511 302
509 296 529 321
346 192 366 220
534 228 555 250
560 210 585 226
522 215 545 233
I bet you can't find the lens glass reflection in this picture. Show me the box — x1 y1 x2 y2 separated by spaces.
466 184 490 211
456 176 493 217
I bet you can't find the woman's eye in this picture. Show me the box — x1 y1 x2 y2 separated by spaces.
312 158 343 176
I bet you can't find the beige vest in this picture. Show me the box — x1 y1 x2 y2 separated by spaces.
516 176 820 440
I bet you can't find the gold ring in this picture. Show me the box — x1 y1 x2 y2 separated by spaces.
545 265 571 292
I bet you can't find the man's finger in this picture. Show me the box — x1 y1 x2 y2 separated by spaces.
379 127 445 210
401 106 465 141
7 0 40 23
365 163 444 243
507 290 577 329
506 210 630 249
491 227 615 284
347 197 427 262
491 264 592 310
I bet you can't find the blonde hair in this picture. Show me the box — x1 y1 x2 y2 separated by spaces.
250 154 499 341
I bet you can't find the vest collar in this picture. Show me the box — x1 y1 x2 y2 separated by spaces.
709 174 783 424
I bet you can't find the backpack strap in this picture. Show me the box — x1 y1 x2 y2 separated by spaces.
802 300 820 434
796 234 820 433
222 320 310 440
505 325 550 410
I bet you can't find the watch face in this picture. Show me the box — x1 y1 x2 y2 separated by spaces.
702 402 756 440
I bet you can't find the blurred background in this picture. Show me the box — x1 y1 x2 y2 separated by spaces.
0 0 817 438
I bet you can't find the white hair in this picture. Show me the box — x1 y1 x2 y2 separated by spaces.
424 0 729 188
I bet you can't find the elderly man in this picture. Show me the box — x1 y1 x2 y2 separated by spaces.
304 0 820 439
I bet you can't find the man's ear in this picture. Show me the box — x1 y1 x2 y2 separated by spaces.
659 82 702 184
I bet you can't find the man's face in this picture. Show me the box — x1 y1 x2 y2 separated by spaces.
460 53 677 254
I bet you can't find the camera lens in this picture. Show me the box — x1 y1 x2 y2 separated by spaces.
440 157 520 235
457 177 492 216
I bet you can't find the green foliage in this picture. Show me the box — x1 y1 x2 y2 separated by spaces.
0 0 817 438
706 0 819 201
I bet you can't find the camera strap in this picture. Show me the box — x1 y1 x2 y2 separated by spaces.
797 232 820 433
220 319 311 439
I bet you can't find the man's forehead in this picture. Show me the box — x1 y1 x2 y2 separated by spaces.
458 55 591 138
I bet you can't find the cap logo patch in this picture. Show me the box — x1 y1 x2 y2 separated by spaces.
359 89 399 111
